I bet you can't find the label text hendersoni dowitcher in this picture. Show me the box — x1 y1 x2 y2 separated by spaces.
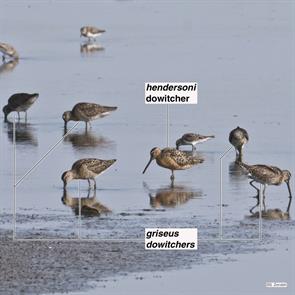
145 82 198 104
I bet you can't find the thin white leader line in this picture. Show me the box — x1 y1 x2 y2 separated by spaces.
15 122 80 187
78 180 81 240
166 104 169 146
259 183 262 240
13 116 16 240
219 146 233 240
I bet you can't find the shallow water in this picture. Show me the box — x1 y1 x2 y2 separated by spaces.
0 1 294 294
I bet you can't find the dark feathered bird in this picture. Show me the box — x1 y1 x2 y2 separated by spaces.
229 126 249 162
2 93 39 121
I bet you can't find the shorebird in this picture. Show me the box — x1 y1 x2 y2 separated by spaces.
2 93 39 121
62 158 116 189
142 147 204 182
62 102 117 129
176 133 215 151
229 126 249 162
80 26 105 41
239 162 292 213
0 42 19 61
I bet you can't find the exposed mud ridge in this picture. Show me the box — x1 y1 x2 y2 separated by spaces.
1 216 294 295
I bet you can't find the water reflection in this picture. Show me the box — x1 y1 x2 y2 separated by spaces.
249 208 290 220
61 189 111 217
229 161 248 181
5 121 38 146
0 59 18 75
143 182 202 209
63 128 114 150
80 42 104 55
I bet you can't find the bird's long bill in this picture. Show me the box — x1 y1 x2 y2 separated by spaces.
142 157 153 174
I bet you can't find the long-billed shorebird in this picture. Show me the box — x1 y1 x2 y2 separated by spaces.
0 42 19 61
62 158 116 189
239 162 292 213
80 26 105 41
142 147 204 182
62 102 117 129
176 133 215 151
229 126 249 162
2 93 39 121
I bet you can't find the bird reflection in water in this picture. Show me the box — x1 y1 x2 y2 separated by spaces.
143 182 202 209
5 120 38 146
80 42 104 55
61 188 111 217
249 208 290 221
63 127 114 151
229 161 248 181
0 59 19 75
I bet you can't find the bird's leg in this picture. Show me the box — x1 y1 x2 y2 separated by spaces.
2 55 5 62
250 196 260 214
25 111 28 122
286 181 292 213
249 180 259 198
170 170 175 181
261 184 266 212
87 179 91 188
93 178 97 190
17 112 20 121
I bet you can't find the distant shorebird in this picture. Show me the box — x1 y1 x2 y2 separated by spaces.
142 147 204 181
239 162 292 213
2 93 39 121
80 26 105 41
176 133 215 151
62 158 116 189
0 42 19 61
62 102 117 129
229 126 249 162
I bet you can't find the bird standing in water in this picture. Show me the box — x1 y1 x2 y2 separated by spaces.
62 102 117 129
62 158 116 189
142 147 204 182
176 133 215 151
229 126 249 162
2 93 39 121
239 162 292 213
80 26 105 41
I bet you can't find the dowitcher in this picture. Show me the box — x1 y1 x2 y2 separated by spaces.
2 93 39 121
62 158 116 189
176 133 215 151
0 42 19 61
142 147 204 181
62 102 117 129
239 162 292 213
80 26 105 41
229 126 249 162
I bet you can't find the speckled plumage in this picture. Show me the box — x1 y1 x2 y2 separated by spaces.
143 147 204 181
229 126 249 162
239 162 292 213
0 42 19 61
2 93 39 121
176 133 214 150
80 26 105 40
62 102 117 128
62 158 116 188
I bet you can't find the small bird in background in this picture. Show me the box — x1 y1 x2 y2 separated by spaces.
176 133 215 151
62 102 117 129
0 42 19 62
239 162 292 213
229 126 249 162
143 147 204 182
2 93 39 121
62 158 116 189
80 26 106 41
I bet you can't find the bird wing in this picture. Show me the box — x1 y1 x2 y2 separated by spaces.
8 93 32 108
72 103 116 118
182 133 197 141
162 148 203 166
248 164 282 179
72 158 115 174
